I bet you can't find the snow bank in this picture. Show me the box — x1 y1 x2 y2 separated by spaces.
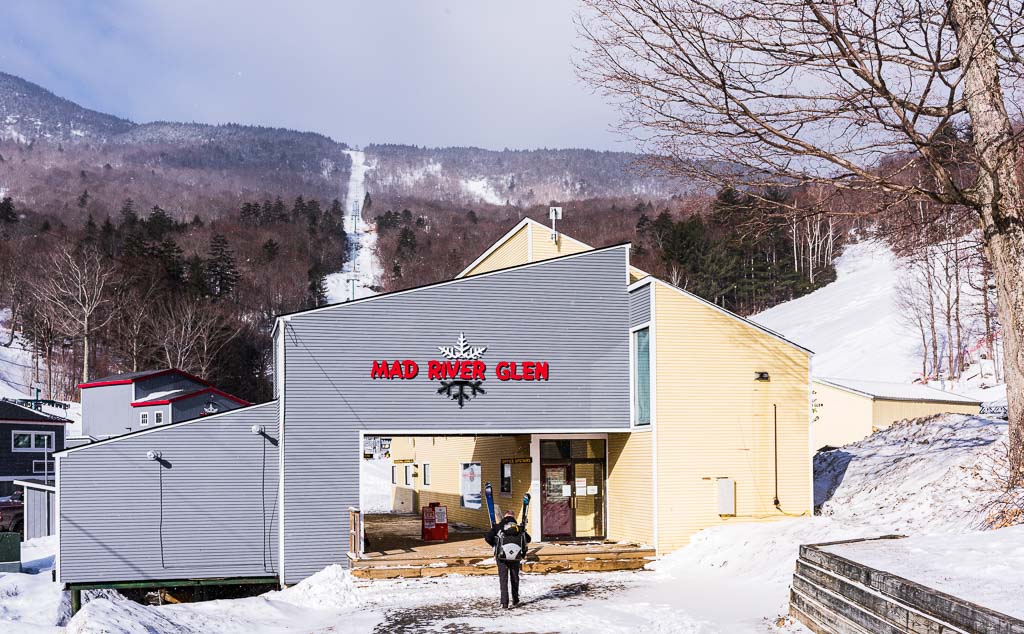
0 536 65 633
816 414 1010 533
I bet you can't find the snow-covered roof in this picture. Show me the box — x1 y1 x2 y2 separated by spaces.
815 377 982 405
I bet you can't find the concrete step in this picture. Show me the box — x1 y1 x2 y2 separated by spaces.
351 547 655 569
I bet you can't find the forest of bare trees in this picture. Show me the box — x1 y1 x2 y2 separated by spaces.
0 194 347 403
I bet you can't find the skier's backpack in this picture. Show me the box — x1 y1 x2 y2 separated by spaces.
494 523 527 561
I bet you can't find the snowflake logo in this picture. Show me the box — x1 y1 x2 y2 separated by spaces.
438 332 487 360
436 332 487 408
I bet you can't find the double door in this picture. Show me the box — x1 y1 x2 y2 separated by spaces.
540 439 605 540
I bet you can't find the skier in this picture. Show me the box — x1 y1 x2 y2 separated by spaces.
485 509 531 609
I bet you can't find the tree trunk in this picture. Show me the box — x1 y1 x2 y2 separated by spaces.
950 0 1024 483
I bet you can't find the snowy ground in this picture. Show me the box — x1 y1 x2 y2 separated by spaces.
324 149 380 303
3 412 1017 633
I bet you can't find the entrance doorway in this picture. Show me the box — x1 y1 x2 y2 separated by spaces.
539 439 606 541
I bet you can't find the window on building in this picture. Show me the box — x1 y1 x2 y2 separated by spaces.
422 463 431 487
404 464 413 486
155 411 164 425
13 431 54 452
633 327 651 425
32 460 55 474
391 465 398 484
500 460 512 494
140 412 149 427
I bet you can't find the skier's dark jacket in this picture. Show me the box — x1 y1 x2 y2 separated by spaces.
485 516 532 556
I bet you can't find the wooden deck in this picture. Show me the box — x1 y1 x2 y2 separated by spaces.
352 513 656 579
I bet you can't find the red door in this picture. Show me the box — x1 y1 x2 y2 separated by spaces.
541 465 572 539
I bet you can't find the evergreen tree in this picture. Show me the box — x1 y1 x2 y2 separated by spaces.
206 234 240 299
306 266 328 308
396 227 418 260
100 217 117 257
146 206 174 240
0 197 17 223
119 199 138 227
77 190 90 209
154 238 185 286
184 255 209 297
261 239 280 263
291 196 307 224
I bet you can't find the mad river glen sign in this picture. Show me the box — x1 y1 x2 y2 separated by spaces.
370 332 549 408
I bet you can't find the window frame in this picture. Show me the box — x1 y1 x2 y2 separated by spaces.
422 462 431 487
631 324 652 426
155 411 164 425
12 431 55 452
32 459 55 474
139 412 150 427
391 465 398 485
404 464 413 486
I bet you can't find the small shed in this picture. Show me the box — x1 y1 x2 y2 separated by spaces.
813 378 982 449
14 479 55 540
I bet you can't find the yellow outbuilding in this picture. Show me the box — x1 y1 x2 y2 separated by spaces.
812 377 981 449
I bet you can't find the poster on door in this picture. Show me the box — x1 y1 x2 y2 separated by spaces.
460 462 482 509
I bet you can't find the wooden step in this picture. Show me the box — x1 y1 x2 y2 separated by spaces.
351 556 652 579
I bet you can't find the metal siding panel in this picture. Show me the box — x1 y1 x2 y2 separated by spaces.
81 383 136 438
25 487 54 540
282 247 631 582
58 402 280 584
629 285 651 327
172 395 241 422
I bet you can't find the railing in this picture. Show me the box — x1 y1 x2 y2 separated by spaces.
348 507 362 559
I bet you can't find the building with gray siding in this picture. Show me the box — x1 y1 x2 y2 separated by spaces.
15 480 55 540
0 400 70 496
75 369 249 440
53 235 814 604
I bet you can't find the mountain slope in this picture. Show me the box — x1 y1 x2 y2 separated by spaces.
0 71 134 142
751 240 921 381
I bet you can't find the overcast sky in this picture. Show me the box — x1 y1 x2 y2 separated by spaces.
0 1 630 151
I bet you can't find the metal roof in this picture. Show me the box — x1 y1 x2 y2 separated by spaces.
815 377 982 405
0 399 72 423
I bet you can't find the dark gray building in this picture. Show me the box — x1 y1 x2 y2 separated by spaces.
76 369 249 440
0 400 69 496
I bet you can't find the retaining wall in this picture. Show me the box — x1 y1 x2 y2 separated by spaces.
790 536 1024 634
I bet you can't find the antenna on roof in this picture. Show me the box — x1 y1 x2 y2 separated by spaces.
549 206 563 243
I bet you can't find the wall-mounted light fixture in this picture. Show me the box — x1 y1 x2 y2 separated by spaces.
755 371 771 382
146 450 162 461
251 425 266 435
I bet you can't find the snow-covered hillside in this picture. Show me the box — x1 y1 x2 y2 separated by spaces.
752 240 922 381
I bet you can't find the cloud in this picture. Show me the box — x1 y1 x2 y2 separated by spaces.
0 0 629 151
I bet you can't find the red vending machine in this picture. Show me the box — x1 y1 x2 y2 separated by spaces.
421 502 449 542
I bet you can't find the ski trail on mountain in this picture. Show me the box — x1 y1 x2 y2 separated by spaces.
325 150 379 302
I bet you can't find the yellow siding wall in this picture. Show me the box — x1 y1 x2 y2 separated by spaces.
463 226 530 276
812 382 874 449
389 435 532 529
652 283 812 553
607 432 654 545
871 399 980 430
531 227 591 262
